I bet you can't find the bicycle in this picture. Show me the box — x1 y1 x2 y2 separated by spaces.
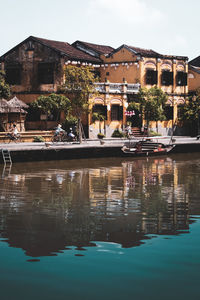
4 133 22 143
51 131 68 143
51 131 77 143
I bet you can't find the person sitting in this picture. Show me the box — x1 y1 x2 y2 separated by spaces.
135 142 142 153
154 144 165 152
8 124 19 140
157 144 165 151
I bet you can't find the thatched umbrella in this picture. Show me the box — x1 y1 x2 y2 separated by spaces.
0 98 9 113
8 96 28 131
0 99 10 131
8 96 29 110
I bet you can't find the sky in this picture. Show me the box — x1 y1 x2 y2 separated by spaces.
0 0 200 61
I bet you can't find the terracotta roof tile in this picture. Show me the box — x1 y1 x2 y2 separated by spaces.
189 56 200 67
32 36 101 63
127 45 160 57
189 65 200 74
107 44 188 60
73 40 114 55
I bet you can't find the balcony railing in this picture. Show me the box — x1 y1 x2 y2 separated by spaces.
126 83 140 93
94 83 106 93
94 82 140 94
109 83 123 93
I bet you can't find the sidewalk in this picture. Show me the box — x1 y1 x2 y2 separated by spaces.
0 136 200 164
0 136 199 151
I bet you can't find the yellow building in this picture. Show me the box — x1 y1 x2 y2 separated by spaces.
0 37 189 137
79 43 188 138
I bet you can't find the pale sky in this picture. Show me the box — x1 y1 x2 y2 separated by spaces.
0 0 199 61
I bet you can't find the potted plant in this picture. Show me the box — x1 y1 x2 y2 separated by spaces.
97 133 105 139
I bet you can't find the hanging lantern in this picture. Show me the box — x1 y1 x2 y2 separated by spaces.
125 110 135 116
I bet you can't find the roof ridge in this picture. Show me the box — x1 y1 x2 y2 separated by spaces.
77 40 113 48
31 36 69 45
127 44 158 52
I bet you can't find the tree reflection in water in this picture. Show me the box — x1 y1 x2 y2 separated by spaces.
0 154 199 258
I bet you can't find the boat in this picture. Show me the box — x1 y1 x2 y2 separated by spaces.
121 139 175 157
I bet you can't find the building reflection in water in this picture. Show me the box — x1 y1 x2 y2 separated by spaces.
0 155 199 258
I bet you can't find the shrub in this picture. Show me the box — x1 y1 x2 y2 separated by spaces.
33 135 45 142
111 129 125 138
64 116 78 131
149 130 162 137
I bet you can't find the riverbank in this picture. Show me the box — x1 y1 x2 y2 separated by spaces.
0 136 200 163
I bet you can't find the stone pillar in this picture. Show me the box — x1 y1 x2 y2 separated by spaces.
88 100 93 125
106 94 111 123
185 61 188 94
123 96 128 129
173 60 177 94
157 58 161 87
173 99 178 125
139 59 144 86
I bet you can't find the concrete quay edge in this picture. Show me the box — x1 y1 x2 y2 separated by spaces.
0 136 200 164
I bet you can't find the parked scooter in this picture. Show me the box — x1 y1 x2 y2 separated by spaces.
67 128 76 142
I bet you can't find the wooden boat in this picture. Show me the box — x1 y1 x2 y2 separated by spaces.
121 140 175 157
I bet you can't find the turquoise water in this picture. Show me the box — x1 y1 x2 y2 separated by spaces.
1 220 200 300
0 154 200 299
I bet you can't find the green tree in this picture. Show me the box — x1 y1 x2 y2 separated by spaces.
128 86 168 134
61 65 98 142
180 93 200 135
0 70 11 99
31 93 71 125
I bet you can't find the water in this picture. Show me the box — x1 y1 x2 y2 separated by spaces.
0 153 200 300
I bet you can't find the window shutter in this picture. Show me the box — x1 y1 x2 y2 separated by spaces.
146 70 157 85
103 106 108 120
169 72 173 85
153 71 158 84
183 72 187 86
176 72 187 86
38 63 54 84
5 64 21 85
162 71 173 86
119 106 123 120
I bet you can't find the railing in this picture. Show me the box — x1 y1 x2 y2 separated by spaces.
109 83 123 93
94 83 106 93
126 83 140 93
94 82 140 94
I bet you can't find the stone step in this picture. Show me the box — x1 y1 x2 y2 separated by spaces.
131 127 143 136
0 131 54 143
